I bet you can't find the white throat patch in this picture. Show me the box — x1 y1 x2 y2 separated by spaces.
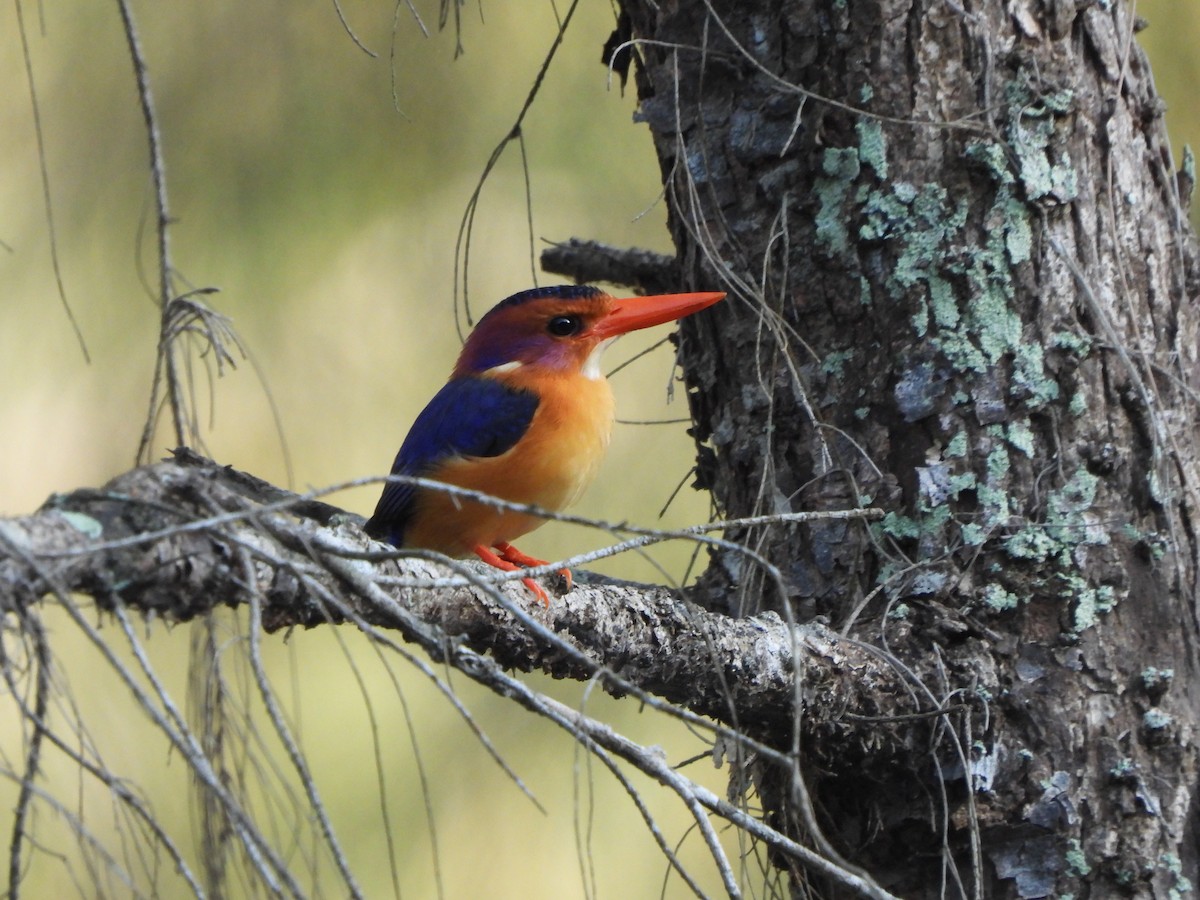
582 337 617 380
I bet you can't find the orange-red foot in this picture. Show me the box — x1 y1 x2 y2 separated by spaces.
494 541 572 592
472 543 560 606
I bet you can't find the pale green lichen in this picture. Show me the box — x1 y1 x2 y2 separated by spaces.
1013 341 1060 408
977 484 1011 523
965 140 1014 184
961 522 988 546
1123 525 1167 564
856 119 888 180
1004 82 1079 203
821 349 855 378
844 98 1064 420
966 242 1023 364
59 510 103 539
1109 757 1136 778
1004 526 1058 560
1046 471 1103 543
1144 708 1173 730
948 472 976 496
986 443 1010 481
1001 194 1033 264
1051 329 1093 357
816 103 1102 618
981 583 1019 611
995 468 1114 628
1142 667 1174 691
921 504 951 529
928 275 959 329
1072 583 1116 633
1069 391 1088 417
1065 839 1091 877
860 184 913 243
1161 852 1194 898
1006 419 1035 457
879 512 920 540
976 441 1014 525
814 148 861 254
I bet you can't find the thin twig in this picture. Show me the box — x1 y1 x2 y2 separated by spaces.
115 0 185 457
4 610 49 900
12 0 90 361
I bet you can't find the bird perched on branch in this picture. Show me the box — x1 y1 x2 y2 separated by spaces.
365 284 724 604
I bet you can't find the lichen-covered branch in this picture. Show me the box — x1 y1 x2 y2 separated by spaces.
0 450 915 747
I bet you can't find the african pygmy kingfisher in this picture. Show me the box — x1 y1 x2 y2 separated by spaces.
365 284 725 603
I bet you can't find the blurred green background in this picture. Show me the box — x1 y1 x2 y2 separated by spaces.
1 1 1196 897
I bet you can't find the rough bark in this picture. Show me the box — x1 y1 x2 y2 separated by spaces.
615 0 1200 895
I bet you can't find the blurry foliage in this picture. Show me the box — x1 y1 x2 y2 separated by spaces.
1139 0 1200 209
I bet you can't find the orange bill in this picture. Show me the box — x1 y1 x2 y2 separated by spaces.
591 291 725 340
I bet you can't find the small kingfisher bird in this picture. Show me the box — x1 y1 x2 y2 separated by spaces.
365 284 724 603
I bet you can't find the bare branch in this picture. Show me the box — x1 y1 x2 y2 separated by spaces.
540 238 678 294
0 453 911 747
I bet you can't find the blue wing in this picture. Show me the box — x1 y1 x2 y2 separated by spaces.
365 377 539 546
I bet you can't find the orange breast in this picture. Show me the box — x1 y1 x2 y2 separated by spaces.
402 370 615 557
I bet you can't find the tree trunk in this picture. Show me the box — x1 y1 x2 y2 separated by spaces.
618 0 1200 895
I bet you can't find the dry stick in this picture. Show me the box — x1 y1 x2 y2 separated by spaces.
0 525 297 896
320 550 752 892
322 617 423 899
239 549 365 899
584 747 710 898
556 694 902 900
0 769 144 897
4 611 49 900
12 0 90 361
105 603 302 896
452 0 581 331
0 606 204 896
330 0 378 57
21 483 907 894
115 0 186 458
36 468 881 581
258 527 548 816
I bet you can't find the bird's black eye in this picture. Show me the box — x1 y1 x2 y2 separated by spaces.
547 314 583 337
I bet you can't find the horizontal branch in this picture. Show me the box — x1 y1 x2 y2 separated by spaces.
539 238 679 294
0 450 910 742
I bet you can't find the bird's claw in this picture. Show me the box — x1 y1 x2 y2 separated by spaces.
475 542 570 606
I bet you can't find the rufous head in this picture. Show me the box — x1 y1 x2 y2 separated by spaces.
453 285 724 379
